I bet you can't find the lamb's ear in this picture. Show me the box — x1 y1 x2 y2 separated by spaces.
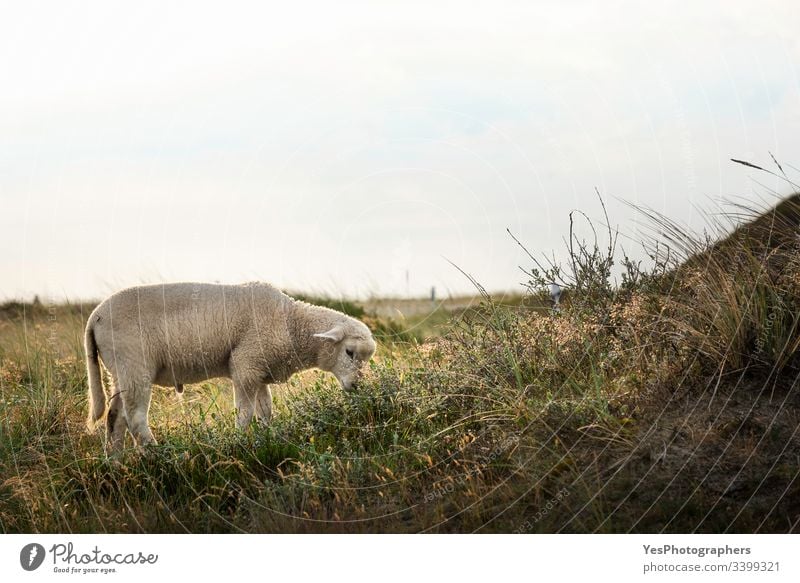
313 325 345 342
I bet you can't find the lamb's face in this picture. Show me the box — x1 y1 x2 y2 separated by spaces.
314 320 377 391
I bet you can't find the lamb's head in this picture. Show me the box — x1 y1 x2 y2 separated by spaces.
313 317 377 391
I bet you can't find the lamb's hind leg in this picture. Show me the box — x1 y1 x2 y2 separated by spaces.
105 386 128 452
118 373 157 446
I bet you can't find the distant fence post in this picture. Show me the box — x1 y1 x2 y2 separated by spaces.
549 283 562 313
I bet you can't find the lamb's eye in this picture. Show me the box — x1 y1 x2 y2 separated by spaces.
345 349 355 360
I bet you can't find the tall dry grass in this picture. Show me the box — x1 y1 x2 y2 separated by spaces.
2 178 800 532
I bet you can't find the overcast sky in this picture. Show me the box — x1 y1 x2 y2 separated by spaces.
1 1 799 301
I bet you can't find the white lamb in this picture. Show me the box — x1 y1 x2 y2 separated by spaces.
84 282 377 450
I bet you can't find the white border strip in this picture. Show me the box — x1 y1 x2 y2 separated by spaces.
1 534 798 582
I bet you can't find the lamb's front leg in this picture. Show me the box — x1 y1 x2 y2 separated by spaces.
254 385 273 426
230 348 266 430
233 382 255 429
232 379 259 429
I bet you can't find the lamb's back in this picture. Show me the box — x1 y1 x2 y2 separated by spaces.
92 282 289 366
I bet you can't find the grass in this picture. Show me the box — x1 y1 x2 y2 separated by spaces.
2 188 800 533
